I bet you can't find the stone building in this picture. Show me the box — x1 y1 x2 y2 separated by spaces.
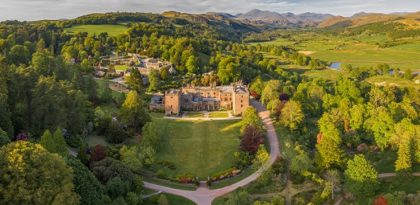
156 83 250 116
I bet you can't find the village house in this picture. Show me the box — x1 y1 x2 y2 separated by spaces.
150 83 250 116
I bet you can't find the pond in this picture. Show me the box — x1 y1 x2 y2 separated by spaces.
329 62 341 70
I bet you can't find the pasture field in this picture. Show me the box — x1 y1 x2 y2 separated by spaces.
152 115 241 179
253 32 420 71
64 24 128 36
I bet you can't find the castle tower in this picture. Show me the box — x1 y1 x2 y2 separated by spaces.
232 84 250 116
164 89 181 116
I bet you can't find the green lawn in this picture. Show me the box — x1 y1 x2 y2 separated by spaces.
209 111 229 118
114 64 130 71
64 24 128 36
152 116 241 179
184 111 205 118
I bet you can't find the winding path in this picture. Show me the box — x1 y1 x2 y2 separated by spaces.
144 100 281 205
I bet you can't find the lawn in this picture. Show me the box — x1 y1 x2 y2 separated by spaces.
64 24 128 36
152 116 241 179
114 64 130 71
209 111 229 118
184 111 205 118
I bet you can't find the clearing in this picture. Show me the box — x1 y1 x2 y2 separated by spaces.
64 24 128 36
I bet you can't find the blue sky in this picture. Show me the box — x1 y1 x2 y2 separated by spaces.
0 0 419 21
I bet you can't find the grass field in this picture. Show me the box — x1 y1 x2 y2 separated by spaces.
209 111 229 118
253 32 420 71
114 64 130 71
152 115 241 179
184 111 205 118
366 75 419 89
64 24 128 36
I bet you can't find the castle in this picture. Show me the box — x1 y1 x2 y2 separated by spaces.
150 83 250 116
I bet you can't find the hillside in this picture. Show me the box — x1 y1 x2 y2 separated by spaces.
319 12 420 29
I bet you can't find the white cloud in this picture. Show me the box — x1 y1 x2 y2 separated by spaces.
0 0 418 21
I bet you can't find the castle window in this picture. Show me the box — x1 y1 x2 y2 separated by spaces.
241 104 243 108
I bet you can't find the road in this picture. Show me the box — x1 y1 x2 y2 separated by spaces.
144 100 281 205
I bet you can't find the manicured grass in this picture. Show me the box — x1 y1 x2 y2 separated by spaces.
153 117 241 179
209 111 229 118
64 24 128 36
114 64 129 71
143 191 196 205
184 111 205 118
253 32 420 70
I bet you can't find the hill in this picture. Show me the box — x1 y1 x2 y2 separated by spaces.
319 11 420 29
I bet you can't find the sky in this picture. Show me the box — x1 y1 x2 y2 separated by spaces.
0 0 419 21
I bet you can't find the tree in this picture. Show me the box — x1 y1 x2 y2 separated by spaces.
365 106 394 150
148 69 160 92
120 91 150 132
40 128 68 157
390 119 419 171
0 74 13 137
261 80 281 105
253 145 269 168
249 77 265 98
91 144 107 162
0 128 10 147
186 55 199 74
66 157 104 205
240 125 264 154
0 141 79 205
279 100 304 130
106 177 130 199
344 155 378 197
126 68 143 93
240 107 263 134
290 145 312 175
90 157 136 184
316 136 343 169
40 129 55 152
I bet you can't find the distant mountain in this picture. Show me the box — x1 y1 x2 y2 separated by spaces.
235 9 334 27
319 11 420 29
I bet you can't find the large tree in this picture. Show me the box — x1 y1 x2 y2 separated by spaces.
120 91 150 132
279 100 304 130
344 155 378 197
66 157 104 205
0 141 79 205
261 80 281 105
